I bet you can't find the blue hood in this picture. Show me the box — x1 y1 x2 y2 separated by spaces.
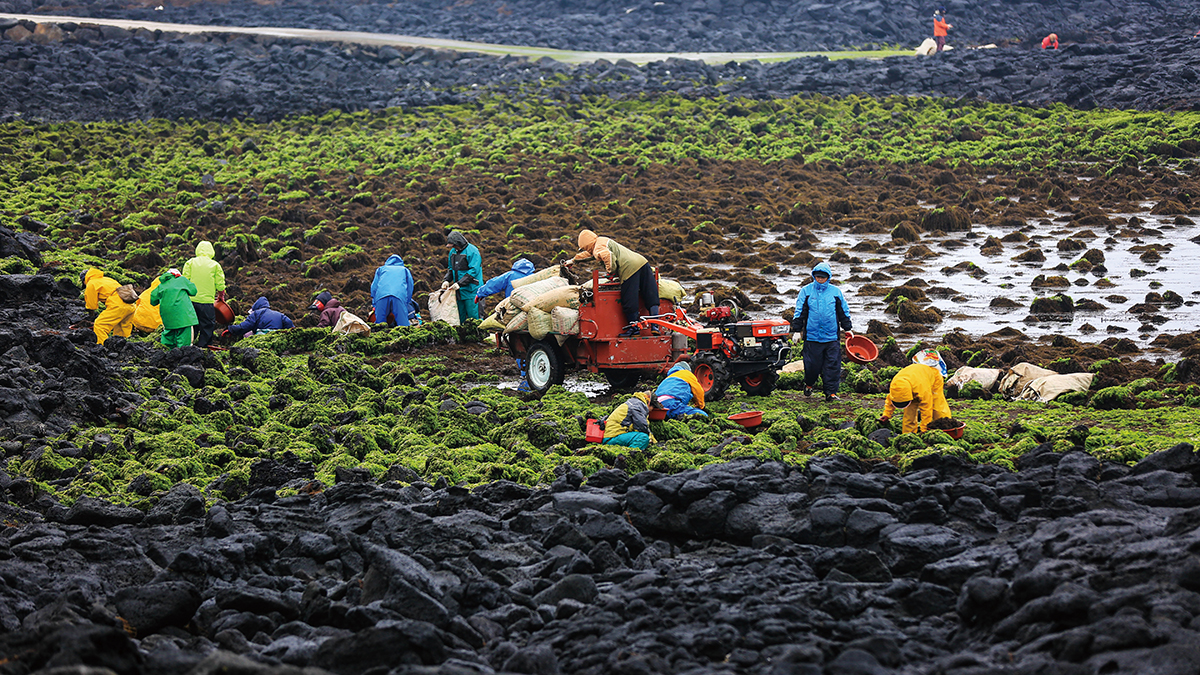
251 296 270 311
513 258 535 275
668 362 692 376
811 262 833 283
385 254 406 267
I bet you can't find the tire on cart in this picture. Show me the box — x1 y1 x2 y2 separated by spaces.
691 352 732 401
525 340 565 395
741 369 779 396
603 369 641 390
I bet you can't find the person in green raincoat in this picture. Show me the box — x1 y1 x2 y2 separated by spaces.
182 240 226 347
150 268 198 349
441 231 483 322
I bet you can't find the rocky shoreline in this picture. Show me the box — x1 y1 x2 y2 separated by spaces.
5 0 1199 54
4 439 1200 674
2 20 1200 122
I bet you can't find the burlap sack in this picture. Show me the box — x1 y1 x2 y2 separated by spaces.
116 284 139 303
510 265 561 290
429 287 460 326
333 310 371 335
528 307 553 340
504 310 529 334
551 306 580 335
658 279 685 303
479 312 507 332
529 286 581 313
509 276 568 311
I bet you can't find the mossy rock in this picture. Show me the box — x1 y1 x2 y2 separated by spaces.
1091 386 1135 410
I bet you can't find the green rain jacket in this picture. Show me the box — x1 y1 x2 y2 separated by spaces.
182 241 226 303
150 272 199 329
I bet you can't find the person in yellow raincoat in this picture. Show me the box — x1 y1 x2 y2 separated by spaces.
879 349 951 433
602 391 660 449
131 276 163 333
82 268 135 345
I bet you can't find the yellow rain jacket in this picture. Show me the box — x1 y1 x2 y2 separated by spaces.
603 391 657 442
84 268 135 344
182 241 226 304
132 276 163 333
882 363 951 434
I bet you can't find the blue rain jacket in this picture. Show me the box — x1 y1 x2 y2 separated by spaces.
475 259 535 300
372 255 415 304
794 262 852 343
228 297 294 338
654 362 706 418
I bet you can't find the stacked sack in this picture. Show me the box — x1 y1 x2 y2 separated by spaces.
477 265 582 340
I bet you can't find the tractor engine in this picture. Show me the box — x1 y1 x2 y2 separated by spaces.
716 319 792 363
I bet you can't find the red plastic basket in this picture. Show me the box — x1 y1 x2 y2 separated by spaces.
728 411 764 428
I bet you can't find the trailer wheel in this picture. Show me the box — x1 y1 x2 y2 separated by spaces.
741 369 779 396
603 370 641 390
692 352 731 401
526 341 564 394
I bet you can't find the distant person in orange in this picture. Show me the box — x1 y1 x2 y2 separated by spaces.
933 7 952 52
1041 33 1059 49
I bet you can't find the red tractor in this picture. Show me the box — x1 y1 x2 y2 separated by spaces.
503 269 792 399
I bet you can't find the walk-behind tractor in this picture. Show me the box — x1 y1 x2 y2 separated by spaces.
503 269 792 398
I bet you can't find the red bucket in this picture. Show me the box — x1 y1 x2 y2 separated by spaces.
214 299 235 326
945 422 966 440
728 411 764 428
845 332 878 364
585 419 604 443
649 408 667 421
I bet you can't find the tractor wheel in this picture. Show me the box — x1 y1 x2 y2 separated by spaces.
691 352 732 401
741 369 779 396
526 341 565 395
603 369 641 390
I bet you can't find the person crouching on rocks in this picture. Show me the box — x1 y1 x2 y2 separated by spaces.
149 268 197 349
182 240 226 348
1041 33 1059 49
654 361 708 419
371 254 415 327
223 296 294 339
601 391 661 449
792 261 853 402
879 349 952 433
316 298 345 328
82 268 138 345
564 229 657 337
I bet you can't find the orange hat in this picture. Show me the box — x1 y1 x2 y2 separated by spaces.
577 229 598 253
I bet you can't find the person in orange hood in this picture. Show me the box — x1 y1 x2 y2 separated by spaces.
1042 33 1059 49
565 229 657 337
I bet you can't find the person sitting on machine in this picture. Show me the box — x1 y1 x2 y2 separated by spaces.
564 229 658 337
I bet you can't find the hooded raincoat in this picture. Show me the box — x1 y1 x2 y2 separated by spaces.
654 362 707 418
132 277 163 333
317 299 345 328
446 237 483 321
150 271 198 348
573 230 648 281
182 241 226 304
84 268 136 344
227 297 294 338
371 254 416 326
476 259 535 300
602 391 657 448
882 362 951 434
793 262 852 342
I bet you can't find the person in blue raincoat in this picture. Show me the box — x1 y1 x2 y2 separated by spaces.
371 254 415 327
654 361 708 419
475 258 535 304
792 261 853 402
224 296 294 339
442 231 483 322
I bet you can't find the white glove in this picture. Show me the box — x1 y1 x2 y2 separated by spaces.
449 283 460 292
441 281 450 291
